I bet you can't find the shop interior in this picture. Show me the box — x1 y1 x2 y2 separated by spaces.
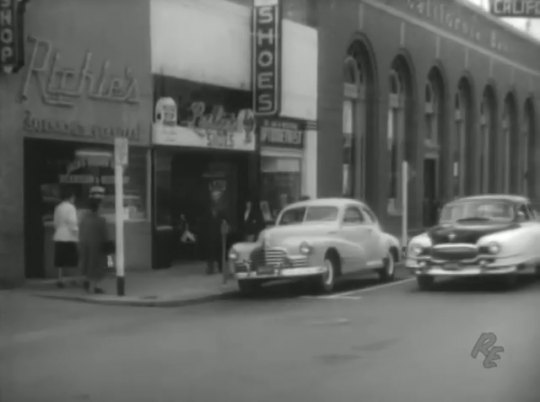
153 148 253 267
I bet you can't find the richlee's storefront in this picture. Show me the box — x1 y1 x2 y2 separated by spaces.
0 0 153 283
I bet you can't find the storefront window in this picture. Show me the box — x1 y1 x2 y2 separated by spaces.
29 139 148 224
260 156 302 222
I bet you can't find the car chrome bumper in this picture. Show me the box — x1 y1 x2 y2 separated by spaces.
234 266 327 280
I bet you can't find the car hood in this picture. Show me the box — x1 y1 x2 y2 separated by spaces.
427 221 520 245
262 223 336 247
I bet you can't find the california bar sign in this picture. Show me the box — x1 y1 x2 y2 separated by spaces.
252 0 281 116
0 0 26 74
490 0 540 17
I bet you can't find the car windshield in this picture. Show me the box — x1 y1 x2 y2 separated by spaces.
439 200 515 223
277 206 339 225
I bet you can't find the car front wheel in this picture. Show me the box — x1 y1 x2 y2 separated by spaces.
378 250 396 282
313 257 336 294
416 275 434 291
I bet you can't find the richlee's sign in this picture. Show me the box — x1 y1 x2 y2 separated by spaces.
490 0 540 17
0 0 26 74
252 0 281 116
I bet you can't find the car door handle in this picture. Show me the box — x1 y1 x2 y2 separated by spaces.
327 231 337 235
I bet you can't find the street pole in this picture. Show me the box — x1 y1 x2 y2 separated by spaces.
114 138 128 296
401 160 409 251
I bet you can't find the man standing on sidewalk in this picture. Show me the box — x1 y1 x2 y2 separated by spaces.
203 191 228 275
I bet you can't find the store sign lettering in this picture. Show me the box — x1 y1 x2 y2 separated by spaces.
23 111 142 141
253 0 281 115
260 119 304 148
21 36 140 107
490 0 540 17
0 0 24 73
405 0 510 52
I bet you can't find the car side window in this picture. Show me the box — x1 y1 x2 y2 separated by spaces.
361 207 377 224
343 206 365 224
526 204 538 220
517 204 531 221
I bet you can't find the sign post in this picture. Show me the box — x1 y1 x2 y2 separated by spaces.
114 137 128 296
221 220 230 284
401 161 409 251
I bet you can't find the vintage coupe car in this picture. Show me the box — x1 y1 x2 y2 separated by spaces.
406 194 540 290
228 198 401 294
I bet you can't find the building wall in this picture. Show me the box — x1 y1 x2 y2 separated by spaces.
0 0 153 285
317 0 540 234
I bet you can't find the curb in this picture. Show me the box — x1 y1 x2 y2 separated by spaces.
32 290 238 308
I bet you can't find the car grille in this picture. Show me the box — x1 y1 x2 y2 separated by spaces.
431 245 479 261
265 247 308 268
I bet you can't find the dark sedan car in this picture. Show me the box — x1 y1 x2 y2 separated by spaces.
405 194 540 290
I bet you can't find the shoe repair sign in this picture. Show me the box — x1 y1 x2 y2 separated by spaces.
252 0 281 116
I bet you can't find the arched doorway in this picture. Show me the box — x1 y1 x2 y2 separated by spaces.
454 77 473 197
523 98 535 196
387 55 414 218
479 85 497 193
423 66 445 226
502 92 519 193
342 39 376 200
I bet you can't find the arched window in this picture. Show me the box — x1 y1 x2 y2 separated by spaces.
387 69 404 214
454 89 466 196
342 53 367 198
501 104 510 192
342 56 359 197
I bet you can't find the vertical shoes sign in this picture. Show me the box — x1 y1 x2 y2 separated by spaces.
252 0 281 116
0 0 27 74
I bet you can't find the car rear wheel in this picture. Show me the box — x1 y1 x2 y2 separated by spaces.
416 275 434 291
313 257 336 294
378 250 396 282
237 279 261 296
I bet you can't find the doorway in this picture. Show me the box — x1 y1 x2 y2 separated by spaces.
423 157 439 227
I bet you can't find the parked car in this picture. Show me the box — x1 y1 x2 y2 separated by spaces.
228 198 401 294
405 194 540 290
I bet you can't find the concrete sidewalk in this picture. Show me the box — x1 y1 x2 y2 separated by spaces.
21 263 239 307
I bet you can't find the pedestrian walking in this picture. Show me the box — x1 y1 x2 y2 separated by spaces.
79 186 109 294
53 188 79 288
203 203 228 275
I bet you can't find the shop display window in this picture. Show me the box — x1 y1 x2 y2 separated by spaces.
28 139 148 224
260 156 302 222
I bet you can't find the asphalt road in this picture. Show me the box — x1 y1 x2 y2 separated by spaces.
2 269 540 402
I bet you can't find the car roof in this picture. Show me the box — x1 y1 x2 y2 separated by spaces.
448 194 530 204
284 197 367 210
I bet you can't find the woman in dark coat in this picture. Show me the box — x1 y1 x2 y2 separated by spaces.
202 205 228 275
79 188 109 294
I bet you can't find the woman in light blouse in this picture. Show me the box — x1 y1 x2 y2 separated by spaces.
53 189 79 288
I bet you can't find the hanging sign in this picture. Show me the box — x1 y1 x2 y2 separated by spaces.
252 0 281 116
0 0 26 74
260 118 304 148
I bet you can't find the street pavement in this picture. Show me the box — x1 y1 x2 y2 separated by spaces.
2 270 540 402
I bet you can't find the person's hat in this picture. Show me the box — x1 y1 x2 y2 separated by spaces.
89 186 105 199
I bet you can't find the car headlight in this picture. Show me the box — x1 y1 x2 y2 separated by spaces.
228 248 239 261
408 243 424 257
487 242 501 255
299 241 313 255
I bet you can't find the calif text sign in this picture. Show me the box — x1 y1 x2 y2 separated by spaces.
490 0 540 17
252 0 281 116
